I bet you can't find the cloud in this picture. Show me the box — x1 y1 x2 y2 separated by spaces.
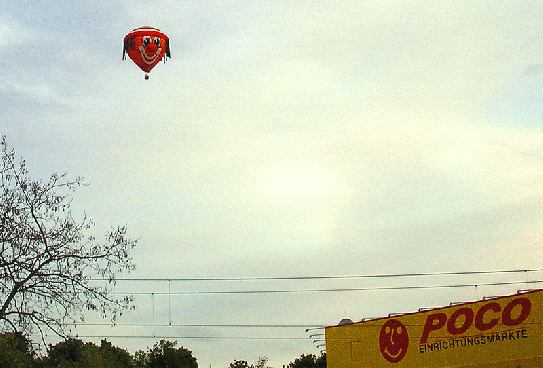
525 63 543 76
0 17 42 48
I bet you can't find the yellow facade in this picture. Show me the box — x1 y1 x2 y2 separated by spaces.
325 290 543 368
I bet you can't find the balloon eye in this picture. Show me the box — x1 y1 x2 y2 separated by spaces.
153 37 161 47
397 327 402 334
143 37 151 46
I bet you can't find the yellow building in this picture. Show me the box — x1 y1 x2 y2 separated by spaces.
325 289 543 368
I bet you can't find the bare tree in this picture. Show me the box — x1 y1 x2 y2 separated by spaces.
0 136 137 341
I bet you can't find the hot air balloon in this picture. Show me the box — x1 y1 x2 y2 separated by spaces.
123 26 170 79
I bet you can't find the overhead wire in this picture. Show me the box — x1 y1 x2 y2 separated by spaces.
47 269 543 344
67 335 309 340
53 323 324 328
92 268 543 282
108 279 543 295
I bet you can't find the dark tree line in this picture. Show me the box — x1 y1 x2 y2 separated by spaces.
0 332 198 368
286 353 326 368
0 332 325 368
229 353 325 368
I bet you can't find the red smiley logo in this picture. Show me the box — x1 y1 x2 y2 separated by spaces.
379 319 409 363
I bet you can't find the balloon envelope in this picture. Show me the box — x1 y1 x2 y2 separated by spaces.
123 26 170 76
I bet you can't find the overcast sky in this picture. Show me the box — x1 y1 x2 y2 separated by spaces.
1 1 543 367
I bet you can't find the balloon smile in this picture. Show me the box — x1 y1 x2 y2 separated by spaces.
139 46 163 65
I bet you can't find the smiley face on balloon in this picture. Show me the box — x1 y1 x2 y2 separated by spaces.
379 319 409 363
123 26 170 79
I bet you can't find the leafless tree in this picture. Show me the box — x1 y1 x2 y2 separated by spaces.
0 136 137 341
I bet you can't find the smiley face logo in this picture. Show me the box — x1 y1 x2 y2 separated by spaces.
379 319 409 363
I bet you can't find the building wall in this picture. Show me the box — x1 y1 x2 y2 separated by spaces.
325 290 543 368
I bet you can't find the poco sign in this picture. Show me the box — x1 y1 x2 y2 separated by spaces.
420 296 531 343
326 290 543 368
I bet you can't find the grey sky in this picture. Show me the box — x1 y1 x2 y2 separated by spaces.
1 1 542 366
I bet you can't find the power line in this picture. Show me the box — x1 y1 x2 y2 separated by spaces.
109 279 543 295
33 270 543 345
67 335 309 341
93 268 543 282
28 274 543 346
57 323 325 328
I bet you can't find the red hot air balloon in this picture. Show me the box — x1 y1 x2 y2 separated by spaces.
123 26 170 79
